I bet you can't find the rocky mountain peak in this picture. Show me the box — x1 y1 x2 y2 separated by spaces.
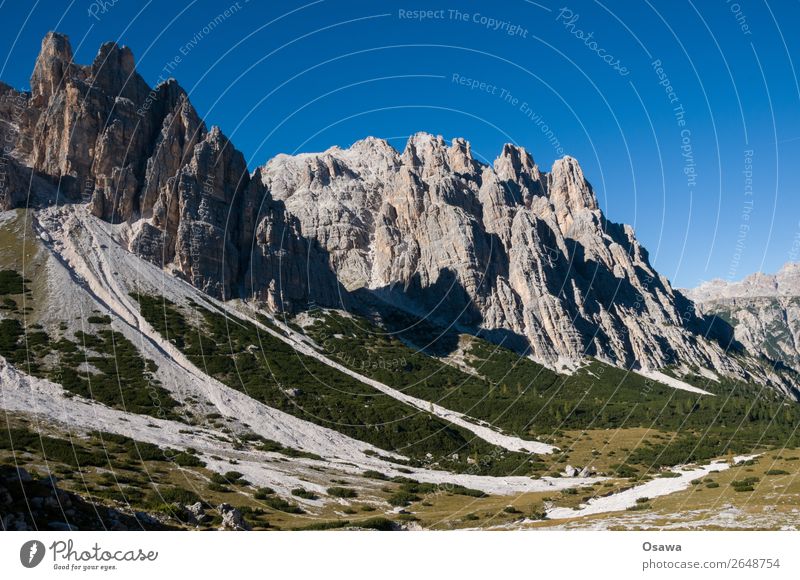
547 155 598 232
549 155 597 209
492 143 545 205
89 41 142 100
497 143 536 174
684 262 800 381
30 31 74 100
447 137 478 175
401 132 450 174
349 136 396 155
686 262 800 302
93 41 136 73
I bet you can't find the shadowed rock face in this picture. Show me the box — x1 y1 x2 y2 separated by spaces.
0 32 779 382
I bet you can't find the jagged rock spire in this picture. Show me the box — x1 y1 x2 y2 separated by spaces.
547 155 598 233
30 32 74 101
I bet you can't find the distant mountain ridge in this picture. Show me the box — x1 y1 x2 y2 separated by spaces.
0 32 795 393
685 263 800 301
685 264 800 374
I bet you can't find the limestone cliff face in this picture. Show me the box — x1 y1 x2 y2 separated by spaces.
260 133 742 373
685 264 800 370
0 32 786 382
1 32 329 306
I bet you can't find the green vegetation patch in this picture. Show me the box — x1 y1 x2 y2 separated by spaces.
0 269 28 294
129 293 536 476
305 310 800 467
327 486 358 499
0 279 180 420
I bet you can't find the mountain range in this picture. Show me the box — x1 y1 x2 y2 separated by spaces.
2 33 800 531
2 32 795 391
684 263 800 375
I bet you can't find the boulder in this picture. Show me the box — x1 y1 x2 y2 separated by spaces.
218 503 251 531
563 465 579 477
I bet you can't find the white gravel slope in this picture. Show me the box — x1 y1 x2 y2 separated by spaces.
635 369 713 396
546 455 758 520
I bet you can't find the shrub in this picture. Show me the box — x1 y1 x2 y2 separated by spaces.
154 486 200 505
627 502 651 511
448 485 487 498
528 507 548 520
294 520 350 531
327 486 358 499
396 480 437 494
387 490 419 507
730 477 759 492
610 463 638 478
0 270 26 294
291 488 319 500
171 452 205 468
87 315 112 324
254 487 275 499
262 496 304 514
359 517 395 531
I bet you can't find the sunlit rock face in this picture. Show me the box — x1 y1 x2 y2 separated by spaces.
0 32 772 381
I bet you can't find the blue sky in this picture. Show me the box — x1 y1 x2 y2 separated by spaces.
1 0 798 288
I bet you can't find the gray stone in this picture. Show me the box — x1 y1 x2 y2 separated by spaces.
218 503 251 531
